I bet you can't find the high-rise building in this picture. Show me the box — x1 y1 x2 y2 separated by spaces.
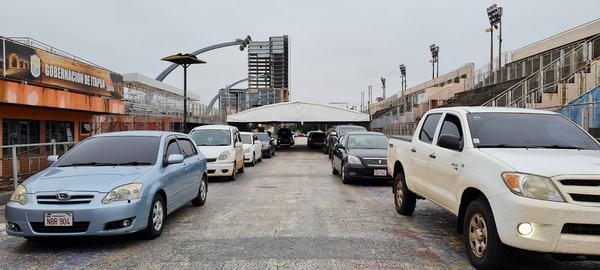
247 35 289 107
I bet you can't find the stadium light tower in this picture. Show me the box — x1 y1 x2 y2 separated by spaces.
429 44 439 79
487 4 503 69
399 64 407 96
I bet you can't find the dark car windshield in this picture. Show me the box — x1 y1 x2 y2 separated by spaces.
467 113 600 150
347 134 389 149
55 136 160 167
241 134 253 144
309 132 326 140
278 128 293 138
256 133 271 142
338 126 367 136
190 129 232 146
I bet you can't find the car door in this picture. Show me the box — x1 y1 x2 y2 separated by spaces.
333 135 347 171
163 137 187 211
253 134 261 158
428 113 464 211
177 137 202 200
233 129 244 169
409 113 442 197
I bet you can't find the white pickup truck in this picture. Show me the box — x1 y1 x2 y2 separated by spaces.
387 106 600 269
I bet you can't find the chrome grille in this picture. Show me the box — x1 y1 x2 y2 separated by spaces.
36 194 94 204
362 158 387 167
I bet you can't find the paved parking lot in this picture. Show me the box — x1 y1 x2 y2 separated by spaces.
1 139 599 269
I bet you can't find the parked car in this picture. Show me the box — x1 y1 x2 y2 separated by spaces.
277 127 295 147
331 132 390 183
307 131 327 149
324 131 337 155
190 125 244 181
240 132 262 166
256 132 276 158
328 125 367 158
5 131 207 239
387 107 600 269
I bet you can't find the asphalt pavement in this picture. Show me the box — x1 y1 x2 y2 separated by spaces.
0 138 599 269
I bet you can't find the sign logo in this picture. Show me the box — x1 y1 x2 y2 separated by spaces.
56 192 70 200
30 54 41 78
378 160 382 164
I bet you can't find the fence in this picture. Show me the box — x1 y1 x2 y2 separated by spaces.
1 140 76 191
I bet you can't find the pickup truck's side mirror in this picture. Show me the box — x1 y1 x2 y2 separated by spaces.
438 134 462 151
47 155 59 165
335 143 344 149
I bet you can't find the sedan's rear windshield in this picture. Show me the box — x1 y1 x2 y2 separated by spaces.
241 134 253 144
190 129 232 146
338 127 367 136
55 136 160 167
467 113 600 150
256 133 271 142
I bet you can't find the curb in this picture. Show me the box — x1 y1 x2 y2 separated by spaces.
0 191 11 205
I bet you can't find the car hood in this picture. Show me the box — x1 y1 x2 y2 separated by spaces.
348 148 388 159
24 166 152 193
479 148 600 177
197 145 229 159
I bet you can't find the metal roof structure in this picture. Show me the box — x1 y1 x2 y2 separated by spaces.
227 101 370 123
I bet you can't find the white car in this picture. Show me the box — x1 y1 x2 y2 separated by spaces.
240 132 262 166
387 107 600 269
190 125 244 180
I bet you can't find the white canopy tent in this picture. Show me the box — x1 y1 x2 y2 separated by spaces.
227 101 369 123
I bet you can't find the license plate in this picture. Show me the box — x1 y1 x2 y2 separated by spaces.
44 212 73 227
374 169 387 176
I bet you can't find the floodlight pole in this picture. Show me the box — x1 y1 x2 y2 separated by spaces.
183 64 188 133
498 13 503 70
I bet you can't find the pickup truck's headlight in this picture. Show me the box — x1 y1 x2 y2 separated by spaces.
102 183 143 204
218 150 231 161
10 184 27 205
347 155 362 165
502 173 564 202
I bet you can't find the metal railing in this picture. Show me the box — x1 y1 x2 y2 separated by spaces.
1 140 76 190
483 34 600 107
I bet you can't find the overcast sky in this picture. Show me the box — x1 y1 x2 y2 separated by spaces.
4 0 600 108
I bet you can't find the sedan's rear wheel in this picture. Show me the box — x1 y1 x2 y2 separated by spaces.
142 193 166 239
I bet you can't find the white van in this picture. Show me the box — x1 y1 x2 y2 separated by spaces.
190 125 244 180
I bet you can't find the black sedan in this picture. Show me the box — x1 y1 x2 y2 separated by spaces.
331 132 391 183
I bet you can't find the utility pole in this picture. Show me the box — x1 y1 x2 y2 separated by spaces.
361 91 365 112
380 77 386 99
368 85 372 120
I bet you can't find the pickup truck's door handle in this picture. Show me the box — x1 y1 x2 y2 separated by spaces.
410 148 416 153
451 163 459 170
429 153 436 159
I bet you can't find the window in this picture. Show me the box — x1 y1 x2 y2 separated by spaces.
419 114 442 144
190 129 232 146
2 119 40 157
166 139 181 157
241 134 253 144
54 136 161 166
177 138 197 157
46 121 74 152
438 114 463 150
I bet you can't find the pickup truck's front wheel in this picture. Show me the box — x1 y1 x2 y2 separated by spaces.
393 171 416 215
463 199 510 269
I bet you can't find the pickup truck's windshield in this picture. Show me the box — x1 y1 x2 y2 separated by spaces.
190 129 232 146
347 135 389 149
467 113 600 150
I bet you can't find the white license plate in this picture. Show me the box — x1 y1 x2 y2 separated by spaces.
374 169 387 176
44 212 73 227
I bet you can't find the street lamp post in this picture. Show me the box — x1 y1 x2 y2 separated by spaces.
161 53 207 133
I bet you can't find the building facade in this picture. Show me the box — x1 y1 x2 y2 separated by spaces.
0 37 125 189
221 35 289 112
